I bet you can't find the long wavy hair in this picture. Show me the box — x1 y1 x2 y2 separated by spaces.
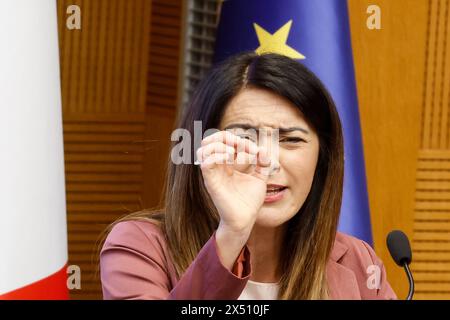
98 52 344 299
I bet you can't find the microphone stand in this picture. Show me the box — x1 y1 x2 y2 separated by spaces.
403 262 414 300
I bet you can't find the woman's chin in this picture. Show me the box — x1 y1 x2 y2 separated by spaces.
254 207 297 228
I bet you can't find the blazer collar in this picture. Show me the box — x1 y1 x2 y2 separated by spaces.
330 233 349 262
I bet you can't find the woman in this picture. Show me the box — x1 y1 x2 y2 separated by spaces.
99 52 397 300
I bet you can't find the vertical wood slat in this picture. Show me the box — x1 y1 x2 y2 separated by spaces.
422 0 437 149
133 0 146 113
431 0 444 149
113 0 125 113
87 0 97 114
103 0 116 113
413 0 450 300
57 0 152 299
122 1 133 110
441 0 450 149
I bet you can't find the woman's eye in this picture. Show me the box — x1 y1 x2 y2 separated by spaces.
280 137 304 143
239 135 256 141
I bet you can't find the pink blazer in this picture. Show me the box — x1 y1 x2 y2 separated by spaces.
100 220 397 300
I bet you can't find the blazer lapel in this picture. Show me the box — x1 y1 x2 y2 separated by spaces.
326 237 362 299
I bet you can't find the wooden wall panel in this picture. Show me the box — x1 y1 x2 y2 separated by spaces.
64 114 146 299
146 0 182 111
142 0 183 209
58 0 149 114
57 0 151 299
348 0 428 299
350 0 450 299
412 0 450 300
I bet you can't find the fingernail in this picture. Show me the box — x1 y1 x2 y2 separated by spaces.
249 144 258 154
259 150 271 165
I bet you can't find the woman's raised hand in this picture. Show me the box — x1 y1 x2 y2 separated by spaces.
196 131 272 234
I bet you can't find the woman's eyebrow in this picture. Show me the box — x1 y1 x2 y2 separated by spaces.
279 127 309 135
223 123 309 135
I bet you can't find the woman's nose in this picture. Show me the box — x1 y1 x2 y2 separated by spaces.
268 153 280 175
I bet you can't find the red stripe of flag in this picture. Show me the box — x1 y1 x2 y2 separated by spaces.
0 264 69 300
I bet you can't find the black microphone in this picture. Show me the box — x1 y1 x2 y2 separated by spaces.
386 230 414 300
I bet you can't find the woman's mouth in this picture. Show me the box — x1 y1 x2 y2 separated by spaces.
264 184 287 203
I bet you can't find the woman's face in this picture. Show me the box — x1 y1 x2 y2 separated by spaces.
219 87 320 228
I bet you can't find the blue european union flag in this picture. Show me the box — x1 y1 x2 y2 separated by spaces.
214 0 373 244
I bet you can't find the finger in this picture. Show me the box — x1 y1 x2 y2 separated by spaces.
233 152 257 174
257 147 271 167
200 152 231 170
234 151 258 165
253 147 273 179
201 131 258 155
196 142 235 163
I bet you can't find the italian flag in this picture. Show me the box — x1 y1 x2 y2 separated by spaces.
0 1 69 299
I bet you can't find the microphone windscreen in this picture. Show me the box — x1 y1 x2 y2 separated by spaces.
387 230 412 266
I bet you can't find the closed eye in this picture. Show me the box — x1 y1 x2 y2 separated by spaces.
280 137 306 143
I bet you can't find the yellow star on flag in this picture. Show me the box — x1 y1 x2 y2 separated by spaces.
253 20 305 59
